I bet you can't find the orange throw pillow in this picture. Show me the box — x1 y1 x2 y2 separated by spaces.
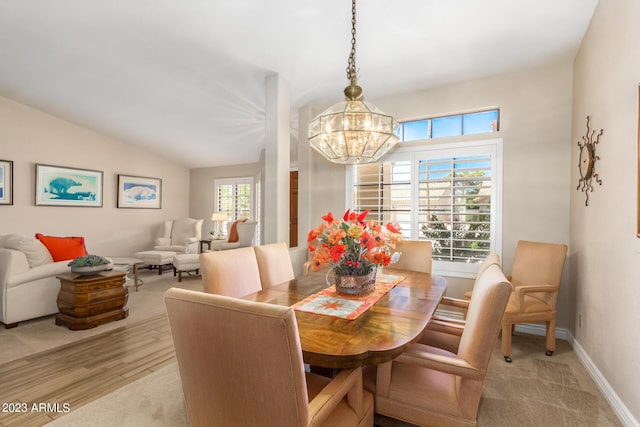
35 233 88 262
228 218 248 243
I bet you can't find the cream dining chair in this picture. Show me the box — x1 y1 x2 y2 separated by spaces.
501 240 568 362
364 262 511 426
253 242 295 289
164 287 374 427
389 240 432 273
199 246 261 298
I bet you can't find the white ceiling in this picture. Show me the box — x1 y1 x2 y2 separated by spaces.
0 0 598 168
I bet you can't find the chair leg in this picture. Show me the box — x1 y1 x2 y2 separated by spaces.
545 319 556 356
501 322 512 362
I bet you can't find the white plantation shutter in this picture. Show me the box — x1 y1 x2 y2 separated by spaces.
418 154 492 263
215 177 256 241
353 161 412 236
351 140 501 276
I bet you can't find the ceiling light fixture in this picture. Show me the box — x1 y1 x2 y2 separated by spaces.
308 0 399 164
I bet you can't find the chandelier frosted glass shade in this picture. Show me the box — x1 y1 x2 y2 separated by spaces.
308 99 400 164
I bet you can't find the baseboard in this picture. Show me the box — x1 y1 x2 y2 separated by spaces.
434 308 637 426
568 334 638 427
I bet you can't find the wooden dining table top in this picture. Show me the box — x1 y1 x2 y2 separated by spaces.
241 268 447 369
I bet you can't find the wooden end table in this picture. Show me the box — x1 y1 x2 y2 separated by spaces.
55 270 129 330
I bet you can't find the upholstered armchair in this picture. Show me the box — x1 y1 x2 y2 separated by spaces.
254 242 295 288
199 246 262 298
154 218 203 254
501 240 568 362
208 219 257 251
164 288 374 427
364 263 511 426
389 240 432 273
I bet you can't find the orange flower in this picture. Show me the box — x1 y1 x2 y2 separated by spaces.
327 229 346 245
386 222 402 234
330 245 345 262
307 229 318 242
322 212 335 225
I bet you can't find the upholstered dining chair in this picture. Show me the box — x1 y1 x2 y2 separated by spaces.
463 252 502 301
199 246 261 298
501 240 568 362
164 288 374 427
253 242 295 288
389 240 432 273
364 263 511 427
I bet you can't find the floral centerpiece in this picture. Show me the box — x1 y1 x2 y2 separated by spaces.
307 209 402 294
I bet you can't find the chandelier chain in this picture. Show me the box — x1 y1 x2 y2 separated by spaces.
346 0 357 83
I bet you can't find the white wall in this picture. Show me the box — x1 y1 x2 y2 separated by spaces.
307 63 574 325
571 0 640 421
0 95 190 256
190 161 263 240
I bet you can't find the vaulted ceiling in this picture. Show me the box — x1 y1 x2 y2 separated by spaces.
0 0 598 168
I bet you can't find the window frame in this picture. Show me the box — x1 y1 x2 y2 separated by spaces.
347 138 503 278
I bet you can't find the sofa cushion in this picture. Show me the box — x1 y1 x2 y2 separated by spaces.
5 234 53 268
35 233 88 262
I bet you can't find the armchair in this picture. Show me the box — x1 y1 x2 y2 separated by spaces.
389 240 432 273
208 219 257 251
501 240 567 362
154 218 203 254
164 288 374 427
364 263 511 426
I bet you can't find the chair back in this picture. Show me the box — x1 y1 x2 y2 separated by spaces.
199 247 261 298
457 263 511 371
164 288 309 427
390 240 432 273
254 242 295 288
237 220 257 247
510 240 567 306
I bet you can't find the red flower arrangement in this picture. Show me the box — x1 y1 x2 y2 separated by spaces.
308 209 403 276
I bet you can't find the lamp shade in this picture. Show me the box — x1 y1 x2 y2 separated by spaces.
308 99 400 164
211 212 227 221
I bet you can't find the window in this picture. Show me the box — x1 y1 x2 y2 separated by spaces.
214 177 258 243
397 109 499 142
351 140 502 277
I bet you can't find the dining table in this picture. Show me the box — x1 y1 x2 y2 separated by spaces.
241 267 447 369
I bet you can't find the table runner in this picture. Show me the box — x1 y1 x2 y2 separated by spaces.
293 273 405 320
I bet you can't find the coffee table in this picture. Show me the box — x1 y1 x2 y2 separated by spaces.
109 256 144 291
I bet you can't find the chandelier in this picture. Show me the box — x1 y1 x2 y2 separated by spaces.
308 0 399 164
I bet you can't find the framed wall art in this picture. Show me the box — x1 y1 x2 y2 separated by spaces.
35 164 103 207
0 159 13 205
117 174 162 209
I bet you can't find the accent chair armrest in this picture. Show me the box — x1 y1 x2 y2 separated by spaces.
307 367 364 427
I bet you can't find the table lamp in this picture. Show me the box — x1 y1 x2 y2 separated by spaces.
210 212 228 240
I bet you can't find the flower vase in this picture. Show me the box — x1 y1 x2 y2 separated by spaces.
328 266 377 295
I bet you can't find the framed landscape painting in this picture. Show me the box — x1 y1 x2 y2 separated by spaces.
35 164 103 207
0 159 13 205
117 174 162 209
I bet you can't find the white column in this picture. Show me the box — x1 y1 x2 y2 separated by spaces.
264 73 290 245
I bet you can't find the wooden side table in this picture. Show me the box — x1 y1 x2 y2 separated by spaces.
55 270 129 330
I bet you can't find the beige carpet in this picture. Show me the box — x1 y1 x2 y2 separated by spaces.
45 331 622 426
3 270 622 426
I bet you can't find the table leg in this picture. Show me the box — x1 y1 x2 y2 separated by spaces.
133 263 144 291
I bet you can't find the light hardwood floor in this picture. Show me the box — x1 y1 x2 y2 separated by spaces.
0 315 174 427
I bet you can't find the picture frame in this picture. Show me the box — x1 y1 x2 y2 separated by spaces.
35 164 103 207
117 174 162 209
0 159 13 205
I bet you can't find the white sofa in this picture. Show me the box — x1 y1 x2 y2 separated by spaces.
208 220 257 251
0 234 71 327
